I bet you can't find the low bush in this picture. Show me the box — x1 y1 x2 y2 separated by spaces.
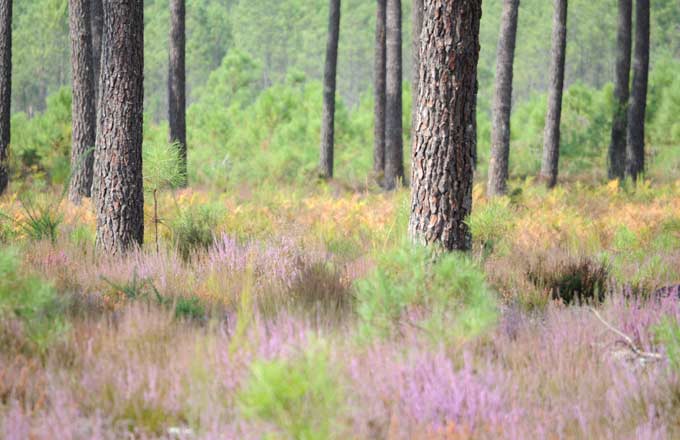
527 254 609 305
171 204 222 260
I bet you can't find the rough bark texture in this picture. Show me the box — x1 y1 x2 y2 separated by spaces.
0 0 11 195
90 0 102 109
487 0 520 197
373 0 387 177
410 0 423 147
168 0 187 185
409 0 482 252
319 0 341 179
384 0 403 190
540 0 568 188
607 0 631 181
626 0 649 181
93 0 144 255
68 0 96 203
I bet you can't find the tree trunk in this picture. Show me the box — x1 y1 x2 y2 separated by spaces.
319 0 341 179
93 0 144 255
488 0 520 197
68 0 96 203
409 0 482 252
373 0 387 178
384 0 403 190
626 0 649 181
90 0 102 109
0 0 11 195
539 0 568 188
168 0 187 185
410 0 423 147
607 0 631 181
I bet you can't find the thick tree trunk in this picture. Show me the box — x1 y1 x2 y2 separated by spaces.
68 0 96 203
168 0 187 185
384 0 403 190
488 0 520 197
93 0 144 255
626 0 649 181
410 0 423 146
540 0 568 188
373 0 387 178
608 0 632 181
409 0 482 252
0 0 11 195
319 0 341 179
90 0 102 109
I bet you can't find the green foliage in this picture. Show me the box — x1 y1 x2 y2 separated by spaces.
654 317 680 372
0 247 68 354
143 141 186 193
237 344 340 439
18 195 63 243
355 244 497 343
171 204 222 260
174 296 205 321
467 197 515 258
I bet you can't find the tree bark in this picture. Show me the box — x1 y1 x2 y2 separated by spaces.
626 0 649 181
373 0 387 178
540 0 568 189
410 0 423 148
607 0 631 181
68 0 96 203
384 0 403 190
488 0 520 197
0 0 11 195
409 0 482 252
93 0 144 255
90 0 102 109
319 0 341 179
168 0 187 185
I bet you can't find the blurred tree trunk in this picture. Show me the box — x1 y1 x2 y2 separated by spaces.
626 0 649 181
608 0 632 181
90 0 102 109
409 0 482 252
488 0 520 197
373 0 386 179
93 0 144 255
410 0 422 149
0 0 11 195
319 0 341 179
540 0 568 188
68 0 96 203
169 0 187 185
384 0 403 190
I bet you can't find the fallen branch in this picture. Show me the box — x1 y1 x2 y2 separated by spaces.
588 307 663 361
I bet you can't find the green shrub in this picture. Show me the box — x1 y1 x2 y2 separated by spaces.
467 197 514 259
18 195 63 243
238 344 340 439
527 254 609 305
174 296 205 321
171 204 222 260
654 317 680 372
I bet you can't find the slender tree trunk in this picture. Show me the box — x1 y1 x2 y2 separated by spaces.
68 0 96 203
319 0 341 179
384 0 403 190
608 0 632 181
168 0 187 185
373 0 387 178
0 0 11 195
540 0 568 188
410 0 423 145
90 0 102 109
626 0 649 181
93 0 144 255
409 0 482 252
488 0 520 197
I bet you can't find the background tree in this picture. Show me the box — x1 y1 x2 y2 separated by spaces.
626 0 650 180
384 0 403 190
68 0 96 203
0 0 10 195
90 0 102 108
410 0 422 146
373 0 386 178
319 0 341 179
93 0 144 255
168 0 187 185
540 0 568 188
607 0 632 181
409 0 482 252
487 0 520 197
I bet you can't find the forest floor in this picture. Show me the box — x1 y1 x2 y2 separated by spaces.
1 178 680 439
